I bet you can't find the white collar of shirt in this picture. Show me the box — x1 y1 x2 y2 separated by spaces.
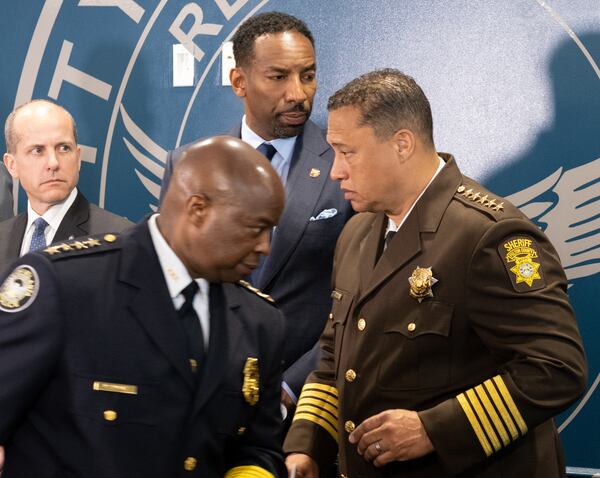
387 155 446 233
241 115 297 185
148 214 210 348
21 187 78 256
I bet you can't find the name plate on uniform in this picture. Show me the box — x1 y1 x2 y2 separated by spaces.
93 381 138 395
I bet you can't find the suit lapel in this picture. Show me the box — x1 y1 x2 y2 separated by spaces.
358 212 421 306
121 222 195 390
258 121 332 289
8 214 27 258
193 283 243 412
54 190 90 241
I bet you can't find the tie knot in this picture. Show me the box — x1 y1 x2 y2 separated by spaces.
181 281 199 303
257 142 277 161
33 217 48 231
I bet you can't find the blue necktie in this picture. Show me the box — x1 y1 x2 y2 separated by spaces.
249 143 277 286
257 142 277 161
29 217 48 252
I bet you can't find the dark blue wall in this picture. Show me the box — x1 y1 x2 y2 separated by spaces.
1 0 598 472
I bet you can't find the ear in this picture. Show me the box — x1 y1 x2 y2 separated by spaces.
187 193 210 226
3 153 18 179
230 67 247 98
75 145 82 171
391 129 415 162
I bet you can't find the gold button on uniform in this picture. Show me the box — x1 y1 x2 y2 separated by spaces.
407 322 416 332
345 369 357 382
103 410 117 421
344 420 355 433
329 313 334 320
104 234 117 243
184 457 197 471
457 185 466 193
357 318 366 331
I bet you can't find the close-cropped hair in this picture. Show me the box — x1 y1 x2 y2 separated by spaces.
231 11 314 67
327 68 434 146
4 99 78 153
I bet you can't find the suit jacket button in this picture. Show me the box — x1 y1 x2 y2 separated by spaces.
184 457 197 471
407 322 416 332
344 420 355 433
345 369 357 382
103 410 117 421
357 318 366 331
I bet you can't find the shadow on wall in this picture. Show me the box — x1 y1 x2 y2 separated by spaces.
487 32 600 469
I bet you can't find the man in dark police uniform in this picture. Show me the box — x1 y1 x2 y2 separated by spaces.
0 136 286 478
284 69 587 478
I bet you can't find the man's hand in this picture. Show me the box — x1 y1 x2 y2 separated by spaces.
349 409 434 467
285 453 319 478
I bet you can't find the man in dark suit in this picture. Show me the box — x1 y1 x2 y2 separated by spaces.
161 12 353 409
0 99 131 272
0 136 287 477
285 70 587 477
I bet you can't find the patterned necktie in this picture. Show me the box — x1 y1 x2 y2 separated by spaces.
178 281 205 378
257 142 277 161
29 217 49 252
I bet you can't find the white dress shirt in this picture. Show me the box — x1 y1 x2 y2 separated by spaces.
148 214 210 348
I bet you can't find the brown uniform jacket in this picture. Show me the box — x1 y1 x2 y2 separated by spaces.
284 154 587 478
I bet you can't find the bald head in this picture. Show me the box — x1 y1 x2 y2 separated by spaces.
158 135 285 282
162 135 283 213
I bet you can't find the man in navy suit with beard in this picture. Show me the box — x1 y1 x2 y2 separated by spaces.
160 12 353 412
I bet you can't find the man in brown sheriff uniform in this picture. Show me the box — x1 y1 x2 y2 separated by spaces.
283 69 587 478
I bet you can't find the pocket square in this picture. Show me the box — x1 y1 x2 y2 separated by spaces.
310 208 338 221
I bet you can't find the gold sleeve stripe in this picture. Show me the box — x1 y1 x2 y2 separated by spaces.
302 383 338 398
295 404 338 431
224 465 275 478
296 397 338 419
493 376 528 435
466 389 502 452
293 411 338 442
474 384 510 446
457 393 493 457
484 379 519 440
298 390 338 409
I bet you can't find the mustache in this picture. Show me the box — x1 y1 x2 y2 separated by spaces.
279 103 309 114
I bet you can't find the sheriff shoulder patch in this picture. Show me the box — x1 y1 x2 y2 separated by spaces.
0 265 39 313
498 236 545 292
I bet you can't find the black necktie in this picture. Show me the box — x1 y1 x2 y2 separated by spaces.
385 230 396 248
257 142 277 161
178 281 205 377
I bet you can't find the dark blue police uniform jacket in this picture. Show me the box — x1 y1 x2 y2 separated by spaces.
0 222 285 478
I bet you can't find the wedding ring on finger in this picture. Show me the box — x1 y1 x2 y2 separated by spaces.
374 440 382 454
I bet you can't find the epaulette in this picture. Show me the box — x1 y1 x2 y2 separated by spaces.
237 280 276 305
454 184 506 218
40 233 122 261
